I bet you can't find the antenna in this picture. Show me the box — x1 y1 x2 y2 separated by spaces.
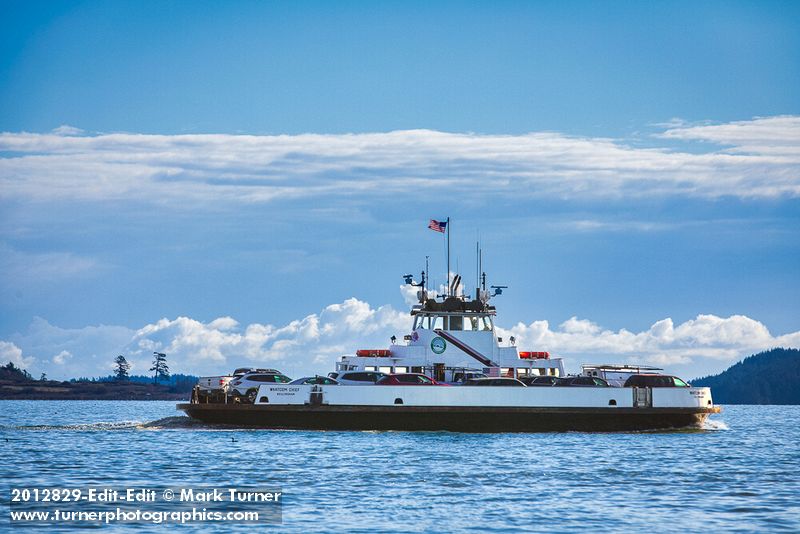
476 241 479 295
425 256 429 292
480 247 484 289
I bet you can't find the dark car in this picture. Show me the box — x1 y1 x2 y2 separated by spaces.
464 378 527 387
561 376 610 387
520 376 566 386
623 374 690 388
289 375 339 385
376 373 447 386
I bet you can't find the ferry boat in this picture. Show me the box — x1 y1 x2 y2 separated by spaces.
179 225 720 432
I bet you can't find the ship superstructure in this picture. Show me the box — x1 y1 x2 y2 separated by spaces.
335 272 564 382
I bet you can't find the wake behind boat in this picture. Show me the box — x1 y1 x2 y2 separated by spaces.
179 221 720 432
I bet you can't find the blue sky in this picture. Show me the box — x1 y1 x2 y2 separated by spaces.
1 0 799 380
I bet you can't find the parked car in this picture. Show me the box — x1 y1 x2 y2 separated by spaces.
520 376 566 386
451 371 488 383
623 374 690 388
289 376 339 385
464 377 527 387
327 371 387 385
376 373 446 385
560 376 610 387
229 370 292 401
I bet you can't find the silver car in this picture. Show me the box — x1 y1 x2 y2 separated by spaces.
326 371 387 385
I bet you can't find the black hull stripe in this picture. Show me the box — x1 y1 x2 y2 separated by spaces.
177 404 718 432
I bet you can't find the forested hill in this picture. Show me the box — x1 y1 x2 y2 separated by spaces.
692 348 800 405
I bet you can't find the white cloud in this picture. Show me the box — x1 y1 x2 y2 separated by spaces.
1 116 798 204
0 340 34 368
122 297 408 377
5 317 134 378
660 115 800 156
499 313 799 372
51 125 85 136
3 292 799 380
52 350 72 364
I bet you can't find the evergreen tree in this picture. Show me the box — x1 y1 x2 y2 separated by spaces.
113 355 131 381
150 352 169 384
39 372 47 381
1 362 33 380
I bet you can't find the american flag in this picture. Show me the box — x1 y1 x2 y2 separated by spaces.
428 219 447 233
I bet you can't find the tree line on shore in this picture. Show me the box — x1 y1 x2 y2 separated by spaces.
1 351 197 394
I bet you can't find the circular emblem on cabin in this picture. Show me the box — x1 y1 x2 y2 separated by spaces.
430 336 447 354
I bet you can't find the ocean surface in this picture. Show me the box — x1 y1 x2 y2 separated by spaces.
2 401 799 532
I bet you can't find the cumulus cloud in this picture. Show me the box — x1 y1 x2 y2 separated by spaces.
52 350 72 365
500 314 800 370
1 116 798 204
123 298 408 376
0 340 34 368
2 293 799 380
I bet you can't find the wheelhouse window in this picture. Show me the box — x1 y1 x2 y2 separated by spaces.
414 316 432 330
378 366 392 374
395 367 408 373
364 366 377 372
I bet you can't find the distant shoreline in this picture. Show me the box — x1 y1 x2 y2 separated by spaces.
0 379 188 401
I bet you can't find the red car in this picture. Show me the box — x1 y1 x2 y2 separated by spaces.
376 373 448 386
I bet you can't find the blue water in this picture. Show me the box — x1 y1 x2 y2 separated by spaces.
2 402 799 532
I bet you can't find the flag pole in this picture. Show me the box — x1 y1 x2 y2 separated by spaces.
446 216 450 297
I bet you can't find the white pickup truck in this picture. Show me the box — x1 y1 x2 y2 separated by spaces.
195 368 256 402
197 375 235 391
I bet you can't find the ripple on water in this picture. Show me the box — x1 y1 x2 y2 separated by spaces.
0 402 797 533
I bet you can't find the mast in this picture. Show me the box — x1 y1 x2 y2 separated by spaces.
476 241 480 295
446 216 451 296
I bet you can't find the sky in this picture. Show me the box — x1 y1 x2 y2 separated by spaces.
1 0 798 381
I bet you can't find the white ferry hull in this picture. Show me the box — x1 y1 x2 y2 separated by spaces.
178 384 720 432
